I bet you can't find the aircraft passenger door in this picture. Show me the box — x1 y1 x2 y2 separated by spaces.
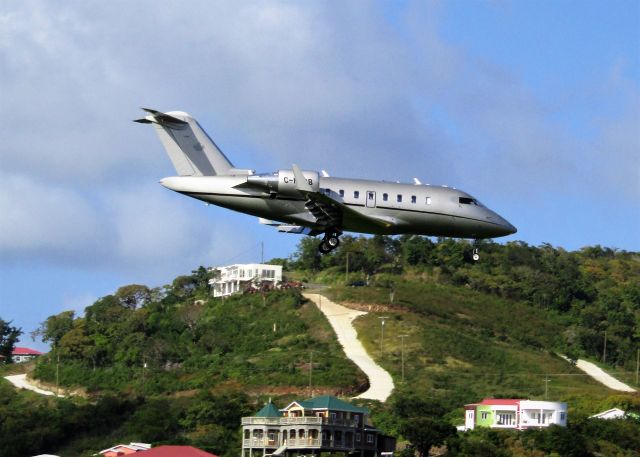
366 191 376 208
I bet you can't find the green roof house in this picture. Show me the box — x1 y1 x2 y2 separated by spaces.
241 395 394 457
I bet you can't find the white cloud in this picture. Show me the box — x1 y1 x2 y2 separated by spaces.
0 172 110 262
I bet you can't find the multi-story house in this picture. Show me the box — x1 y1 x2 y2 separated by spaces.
241 395 395 457
464 398 567 431
209 263 282 297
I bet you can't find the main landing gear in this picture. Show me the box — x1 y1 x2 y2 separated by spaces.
318 229 342 254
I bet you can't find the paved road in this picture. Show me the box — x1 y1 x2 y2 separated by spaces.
303 293 395 402
4 373 64 397
561 356 637 392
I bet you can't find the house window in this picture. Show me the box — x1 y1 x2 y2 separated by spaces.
356 433 361 442
366 434 374 443
481 412 489 420
383 193 388 201
397 194 402 203
411 195 417 204
426 197 432 205
339 189 344 197
354 191 360 199
560 412 566 421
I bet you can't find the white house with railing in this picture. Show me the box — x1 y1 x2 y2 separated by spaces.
464 398 567 431
209 263 282 297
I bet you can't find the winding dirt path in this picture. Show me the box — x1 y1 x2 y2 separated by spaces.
561 357 637 392
4 374 64 397
303 293 395 402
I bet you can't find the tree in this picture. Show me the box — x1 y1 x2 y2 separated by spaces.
401 417 456 457
115 284 151 309
0 319 22 363
292 236 322 271
31 311 75 348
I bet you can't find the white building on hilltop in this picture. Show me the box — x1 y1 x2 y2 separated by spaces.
209 263 282 297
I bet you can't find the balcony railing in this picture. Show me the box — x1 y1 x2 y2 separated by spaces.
242 438 321 448
241 417 358 427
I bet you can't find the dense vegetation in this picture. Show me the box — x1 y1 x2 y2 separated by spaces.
31 272 363 395
292 235 640 372
2 236 638 456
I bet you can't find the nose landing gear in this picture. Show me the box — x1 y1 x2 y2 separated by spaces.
472 248 480 262
318 229 342 254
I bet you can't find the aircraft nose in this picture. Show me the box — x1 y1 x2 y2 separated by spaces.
498 217 517 236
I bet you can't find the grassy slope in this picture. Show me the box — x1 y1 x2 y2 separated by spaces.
327 279 635 422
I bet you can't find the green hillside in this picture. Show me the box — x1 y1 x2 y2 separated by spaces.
2 237 639 456
331 281 620 417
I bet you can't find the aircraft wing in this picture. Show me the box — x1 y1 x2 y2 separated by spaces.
292 164 395 232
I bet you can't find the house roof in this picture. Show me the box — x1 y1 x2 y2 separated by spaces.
589 408 626 419
12 347 43 356
138 446 219 457
100 443 151 454
255 402 283 417
283 395 369 414
466 398 523 407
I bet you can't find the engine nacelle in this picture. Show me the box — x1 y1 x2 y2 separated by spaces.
246 170 319 197
276 169 319 196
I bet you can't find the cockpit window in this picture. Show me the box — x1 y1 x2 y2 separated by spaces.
459 197 479 205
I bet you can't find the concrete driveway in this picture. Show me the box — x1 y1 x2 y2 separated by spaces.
303 293 394 402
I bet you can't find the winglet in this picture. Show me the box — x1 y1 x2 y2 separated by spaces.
292 164 313 192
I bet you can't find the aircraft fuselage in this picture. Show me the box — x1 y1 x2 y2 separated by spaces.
160 175 516 239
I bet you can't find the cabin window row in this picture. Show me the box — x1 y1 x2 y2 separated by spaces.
334 189 432 205
381 193 432 205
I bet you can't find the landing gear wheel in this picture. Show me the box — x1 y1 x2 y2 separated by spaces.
317 228 342 254
472 248 480 262
318 241 332 254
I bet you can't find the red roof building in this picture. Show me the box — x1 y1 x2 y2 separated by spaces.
12 347 44 363
139 446 219 457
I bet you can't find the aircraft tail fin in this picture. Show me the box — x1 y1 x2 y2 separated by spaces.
135 108 234 176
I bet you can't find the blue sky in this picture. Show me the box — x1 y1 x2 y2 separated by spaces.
1 0 638 351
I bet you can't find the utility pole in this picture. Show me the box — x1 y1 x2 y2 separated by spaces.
345 252 350 284
142 359 147 392
603 330 607 364
309 351 313 396
378 316 389 359
544 374 550 400
399 334 408 383
56 352 60 396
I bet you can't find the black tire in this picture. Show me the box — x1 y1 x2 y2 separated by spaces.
318 241 332 254
327 236 340 248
